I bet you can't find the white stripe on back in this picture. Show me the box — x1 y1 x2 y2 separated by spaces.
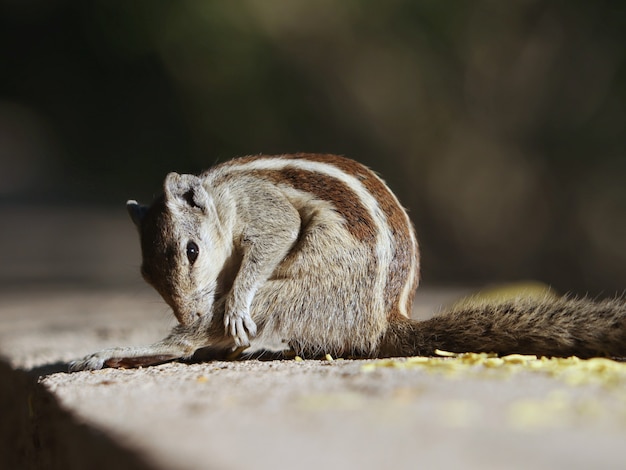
212 156 395 315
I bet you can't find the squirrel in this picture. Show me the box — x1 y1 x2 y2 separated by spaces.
69 153 626 371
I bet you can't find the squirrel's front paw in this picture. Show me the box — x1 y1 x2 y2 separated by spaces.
224 309 257 347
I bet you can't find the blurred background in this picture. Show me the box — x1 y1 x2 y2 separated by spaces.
0 0 624 295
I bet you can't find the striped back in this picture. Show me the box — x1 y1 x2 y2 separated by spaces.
210 154 420 318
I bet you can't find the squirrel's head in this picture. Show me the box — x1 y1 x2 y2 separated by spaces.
127 173 228 325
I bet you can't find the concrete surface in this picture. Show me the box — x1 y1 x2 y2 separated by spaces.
2 286 626 470
0 206 624 469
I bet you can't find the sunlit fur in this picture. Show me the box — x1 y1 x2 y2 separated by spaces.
70 154 626 371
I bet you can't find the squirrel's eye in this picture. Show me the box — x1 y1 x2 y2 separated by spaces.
186 241 199 265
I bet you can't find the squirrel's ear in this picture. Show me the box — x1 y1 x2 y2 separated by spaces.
164 172 209 212
126 200 149 229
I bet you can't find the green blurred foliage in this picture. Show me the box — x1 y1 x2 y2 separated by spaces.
0 0 624 292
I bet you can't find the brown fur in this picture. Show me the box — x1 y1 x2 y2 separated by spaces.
219 153 419 318
250 168 377 242
380 297 626 358
277 153 419 317
69 154 626 372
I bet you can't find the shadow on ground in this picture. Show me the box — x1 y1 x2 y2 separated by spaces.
0 360 156 470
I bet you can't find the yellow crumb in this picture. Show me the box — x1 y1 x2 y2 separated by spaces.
434 349 457 357
361 354 626 390
501 354 537 364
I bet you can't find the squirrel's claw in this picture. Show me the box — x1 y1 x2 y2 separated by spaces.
224 310 257 347
68 347 135 372
69 354 107 372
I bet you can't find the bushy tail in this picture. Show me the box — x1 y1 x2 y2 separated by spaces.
378 296 626 358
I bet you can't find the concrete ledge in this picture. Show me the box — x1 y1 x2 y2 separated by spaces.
2 288 626 469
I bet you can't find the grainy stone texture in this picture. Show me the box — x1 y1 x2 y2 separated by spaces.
2 287 626 470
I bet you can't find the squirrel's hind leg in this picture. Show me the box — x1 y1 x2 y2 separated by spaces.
69 311 235 372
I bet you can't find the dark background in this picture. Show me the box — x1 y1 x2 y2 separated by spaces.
0 0 624 294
